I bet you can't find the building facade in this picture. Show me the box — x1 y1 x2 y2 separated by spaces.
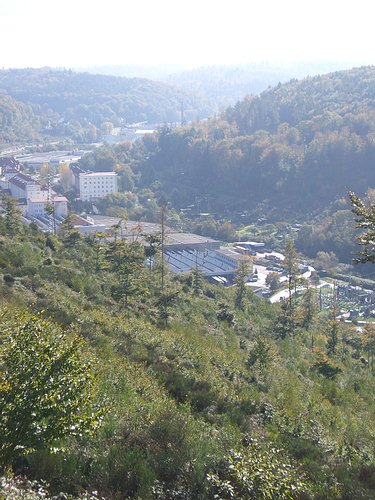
27 196 68 217
7 172 49 201
78 172 118 201
0 169 67 219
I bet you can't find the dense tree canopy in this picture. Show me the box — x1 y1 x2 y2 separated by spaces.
0 93 42 144
129 66 375 219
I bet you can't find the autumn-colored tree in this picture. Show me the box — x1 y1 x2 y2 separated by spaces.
59 162 72 191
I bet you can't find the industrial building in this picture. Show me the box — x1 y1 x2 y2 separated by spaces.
90 216 243 280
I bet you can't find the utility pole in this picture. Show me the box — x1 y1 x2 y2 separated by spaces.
159 199 168 292
284 239 298 337
181 100 185 127
46 172 56 235
327 281 339 356
158 199 172 328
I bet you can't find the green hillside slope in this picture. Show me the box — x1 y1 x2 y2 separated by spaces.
0 208 374 498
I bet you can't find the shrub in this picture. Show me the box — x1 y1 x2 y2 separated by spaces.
206 441 309 499
0 310 103 467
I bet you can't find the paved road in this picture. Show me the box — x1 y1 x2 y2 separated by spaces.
269 279 333 303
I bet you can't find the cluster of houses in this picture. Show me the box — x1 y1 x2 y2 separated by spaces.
337 284 375 317
0 156 119 225
0 157 68 219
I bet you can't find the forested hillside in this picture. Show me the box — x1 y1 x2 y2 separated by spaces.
0 202 375 498
0 92 42 145
134 66 375 218
0 68 212 144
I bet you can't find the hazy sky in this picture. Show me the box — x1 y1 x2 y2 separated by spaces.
1 0 374 69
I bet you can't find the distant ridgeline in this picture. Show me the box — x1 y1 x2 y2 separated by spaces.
0 67 213 145
137 66 375 217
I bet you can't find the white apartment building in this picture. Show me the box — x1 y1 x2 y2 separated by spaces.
78 172 118 201
7 172 49 201
27 196 68 218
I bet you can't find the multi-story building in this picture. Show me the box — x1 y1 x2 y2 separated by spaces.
0 157 21 177
26 196 68 218
78 171 118 201
7 172 49 201
0 170 68 218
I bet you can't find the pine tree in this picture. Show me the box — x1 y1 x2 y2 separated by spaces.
283 238 299 335
144 232 161 278
156 285 179 328
275 299 293 339
1 193 22 237
60 212 81 248
327 282 339 356
191 267 204 296
45 201 56 235
300 285 317 348
235 258 250 310
362 324 375 373
105 239 147 311
327 319 340 356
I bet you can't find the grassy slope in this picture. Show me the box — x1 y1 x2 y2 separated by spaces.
0 226 374 498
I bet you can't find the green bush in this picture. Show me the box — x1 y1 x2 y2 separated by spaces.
206 441 309 499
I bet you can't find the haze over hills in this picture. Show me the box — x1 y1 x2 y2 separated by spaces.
54 64 375 268
0 61 363 148
78 61 359 111
75 64 188 81
2 63 375 222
